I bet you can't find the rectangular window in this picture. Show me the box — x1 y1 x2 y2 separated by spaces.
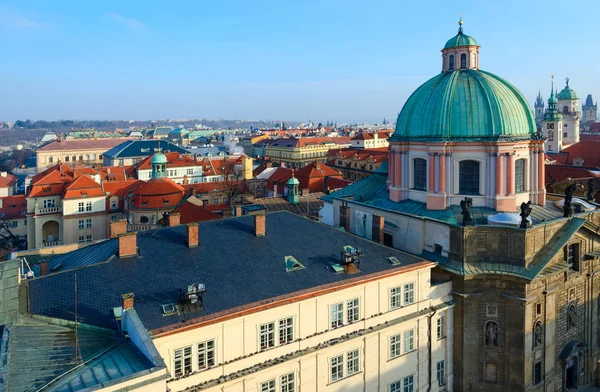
259 322 275 351
330 355 344 382
173 346 192 377
437 360 445 386
515 159 526 192
485 362 497 383
567 243 580 271
78 219 84 230
346 349 360 376
403 329 415 353
11 221 17 228
197 340 215 370
48 156 53 163
78 202 84 212
459 160 480 195
390 334 401 359
44 199 56 208
403 375 414 392
65 156 69 162
534 361 542 385
260 379 276 392
347 298 360 323
413 158 427 191
403 283 414 305
390 287 402 310
330 303 344 328
78 236 85 243
111 215 118 221
280 373 295 392
390 381 401 392
85 201 92 212
437 315 446 339
86 218 92 229
213 197 219 204
187 168 194 175
111 200 118 209
86 234 93 242
279 317 294 345
118 159 124 165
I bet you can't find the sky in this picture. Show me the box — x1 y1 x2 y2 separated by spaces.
1 0 599 123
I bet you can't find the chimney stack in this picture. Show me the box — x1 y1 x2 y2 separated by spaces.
372 214 384 244
39 261 48 276
234 205 243 217
122 293 135 310
168 213 181 227
254 214 266 236
110 219 128 238
187 223 198 248
118 232 137 258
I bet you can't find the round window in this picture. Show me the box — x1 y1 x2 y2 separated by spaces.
140 216 149 224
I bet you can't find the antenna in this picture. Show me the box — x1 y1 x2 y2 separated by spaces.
74 273 81 362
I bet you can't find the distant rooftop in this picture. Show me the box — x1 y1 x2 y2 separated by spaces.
103 140 188 159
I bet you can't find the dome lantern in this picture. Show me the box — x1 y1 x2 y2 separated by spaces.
441 17 480 72
151 152 168 179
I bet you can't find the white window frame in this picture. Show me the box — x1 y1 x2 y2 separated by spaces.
78 219 84 230
78 236 85 244
403 329 415 353
437 314 446 339
346 349 360 376
390 334 402 359
85 234 93 242
330 354 344 382
403 282 415 306
173 346 192 377
278 317 294 345
260 379 276 392
390 286 402 310
259 322 276 351
347 298 360 323
403 375 414 392
330 303 344 328
78 202 84 212
197 339 216 371
85 201 92 212
437 360 446 386
85 218 92 229
280 372 295 392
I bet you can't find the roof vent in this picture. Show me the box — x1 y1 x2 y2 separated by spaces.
388 256 401 265
161 303 176 316
331 264 345 274
285 256 305 272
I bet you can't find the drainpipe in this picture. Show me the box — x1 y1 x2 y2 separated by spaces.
427 306 437 392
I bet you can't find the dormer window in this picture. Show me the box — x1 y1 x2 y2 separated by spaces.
460 53 467 69
449 55 455 70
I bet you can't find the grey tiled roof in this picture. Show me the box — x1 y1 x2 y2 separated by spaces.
29 212 427 332
103 140 188 159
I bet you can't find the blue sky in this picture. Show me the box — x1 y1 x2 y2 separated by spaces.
1 0 598 123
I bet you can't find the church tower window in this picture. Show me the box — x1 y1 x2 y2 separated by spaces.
449 55 455 70
459 160 480 195
515 159 526 192
460 53 467 68
413 158 427 191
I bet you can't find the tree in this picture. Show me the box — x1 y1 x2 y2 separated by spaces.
0 220 26 260
217 160 247 207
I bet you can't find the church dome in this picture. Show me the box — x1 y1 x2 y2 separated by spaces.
444 32 477 49
557 84 578 100
392 69 536 141
151 152 168 165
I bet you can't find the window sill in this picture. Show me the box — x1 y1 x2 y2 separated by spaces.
388 349 416 362
437 336 447 341
328 371 363 386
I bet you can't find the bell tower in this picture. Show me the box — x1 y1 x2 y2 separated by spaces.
543 77 564 152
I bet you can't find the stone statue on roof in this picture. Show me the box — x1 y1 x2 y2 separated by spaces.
587 178 595 201
460 197 472 226
564 183 577 217
519 201 532 229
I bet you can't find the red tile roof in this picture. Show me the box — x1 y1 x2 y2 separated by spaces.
350 131 392 141
37 138 131 151
0 195 26 220
170 199 222 224
129 178 185 209
204 203 230 212
545 165 600 187
554 141 600 167
63 175 105 199
0 173 17 188
325 177 352 190
266 136 351 148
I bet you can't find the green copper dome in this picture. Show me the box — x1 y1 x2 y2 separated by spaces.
556 84 578 100
151 152 168 165
391 70 536 141
444 32 477 49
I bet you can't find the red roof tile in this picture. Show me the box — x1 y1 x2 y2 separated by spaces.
129 178 185 209
0 195 26 220
171 199 223 223
63 175 104 199
0 173 17 188
555 141 600 167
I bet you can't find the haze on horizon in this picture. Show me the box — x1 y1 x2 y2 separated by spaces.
1 0 598 124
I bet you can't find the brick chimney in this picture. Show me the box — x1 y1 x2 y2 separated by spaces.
234 205 243 217
187 223 198 248
118 232 137 258
122 293 135 310
110 219 128 238
254 214 266 236
168 213 181 227
372 214 384 244
39 261 48 276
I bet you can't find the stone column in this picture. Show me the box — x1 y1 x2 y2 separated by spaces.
507 153 515 195
395 151 402 189
428 154 435 193
388 150 395 186
439 153 446 193
496 154 504 196
537 149 546 205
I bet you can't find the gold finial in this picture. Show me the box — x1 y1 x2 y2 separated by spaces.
459 14 463 25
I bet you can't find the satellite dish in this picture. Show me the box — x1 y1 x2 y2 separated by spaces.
187 285 196 293
198 283 206 292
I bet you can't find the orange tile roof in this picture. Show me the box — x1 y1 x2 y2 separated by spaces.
350 131 392 141
555 141 600 167
0 173 17 188
37 138 132 151
129 178 185 210
266 136 351 148
171 199 223 224
63 175 105 199
0 195 26 220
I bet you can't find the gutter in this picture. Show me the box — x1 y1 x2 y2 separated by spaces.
426 306 437 392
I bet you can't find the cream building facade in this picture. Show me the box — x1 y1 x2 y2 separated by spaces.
36 138 131 171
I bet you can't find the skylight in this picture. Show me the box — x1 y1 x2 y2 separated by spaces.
285 256 305 272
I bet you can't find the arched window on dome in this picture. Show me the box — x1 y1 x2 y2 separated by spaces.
413 158 427 191
459 160 480 195
448 55 455 71
460 53 467 69
515 159 526 192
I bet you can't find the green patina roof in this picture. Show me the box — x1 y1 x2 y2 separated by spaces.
287 175 300 185
391 69 536 142
151 152 167 164
557 84 578 100
444 32 478 49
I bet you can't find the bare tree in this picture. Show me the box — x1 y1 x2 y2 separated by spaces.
217 160 247 207
0 220 25 260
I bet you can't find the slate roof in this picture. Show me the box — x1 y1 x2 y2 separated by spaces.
253 193 325 217
28 212 428 332
323 172 566 226
103 140 188 159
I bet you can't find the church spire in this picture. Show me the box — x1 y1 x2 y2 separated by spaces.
458 14 463 34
